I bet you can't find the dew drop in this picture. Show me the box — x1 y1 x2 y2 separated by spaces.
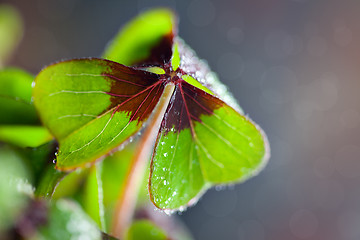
164 209 173 216
163 153 168 157
179 206 186 212
215 185 225 191
163 180 167 185
52 159 57 164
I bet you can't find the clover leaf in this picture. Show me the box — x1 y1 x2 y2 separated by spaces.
33 8 269 211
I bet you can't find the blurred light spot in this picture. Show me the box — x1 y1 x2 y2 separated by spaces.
238 220 265 240
313 179 344 210
313 156 334 178
323 113 342 136
217 52 244 80
260 66 297 112
265 137 293 171
261 66 297 91
227 27 244 45
340 109 360 129
314 74 338 111
291 35 304 55
307 36 327 57
137 0 176 11
259 89 284 113
335 145 360 178
264 31 294 59
201 190 238 217
289 209 318 239
293 73 338 123
216 11 243 32
19 26 61 69
187 0 215 27
333 19 352 47
254 179 293 230
338 212 360 239
304 22 319 37
37 0 77 20
293 99 313 122
198 218 238 240
287 172 315 208
241 60 265 88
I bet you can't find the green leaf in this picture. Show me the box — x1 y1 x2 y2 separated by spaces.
0 146 31 231
103 8 175 66
0 68 39 124
182 75 212 95
52 168 89 199
35 165 67 199
125 220 167 240
33 58 167 170
37 199 102 240
84 163 106 231
0 125 52 147
0 4 23 65
149 82 269 209
171 43 180 71
16 140 57 186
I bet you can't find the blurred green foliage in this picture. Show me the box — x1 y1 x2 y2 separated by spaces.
0 4 23 66
125 220 167 240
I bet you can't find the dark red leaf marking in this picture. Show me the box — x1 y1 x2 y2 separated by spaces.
133 32 174 67
101 73 148 88
160 81 224 134
98 60 167 123
102 62 167 125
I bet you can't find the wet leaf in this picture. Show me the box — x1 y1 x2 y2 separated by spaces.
33 8 269 212
149 82 269 209
33 58 168 171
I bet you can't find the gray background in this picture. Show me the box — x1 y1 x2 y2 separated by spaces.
3 0 360 239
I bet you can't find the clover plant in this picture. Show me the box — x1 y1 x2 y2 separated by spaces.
0 6 269 239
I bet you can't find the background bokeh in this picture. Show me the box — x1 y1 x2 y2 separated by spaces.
3 0 360 239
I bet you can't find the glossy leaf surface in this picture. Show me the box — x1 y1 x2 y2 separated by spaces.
149 81 269 209
33 8 269 212
33 58 166 170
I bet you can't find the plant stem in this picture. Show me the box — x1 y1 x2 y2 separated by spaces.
35 165 67 199
111 83 175 238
